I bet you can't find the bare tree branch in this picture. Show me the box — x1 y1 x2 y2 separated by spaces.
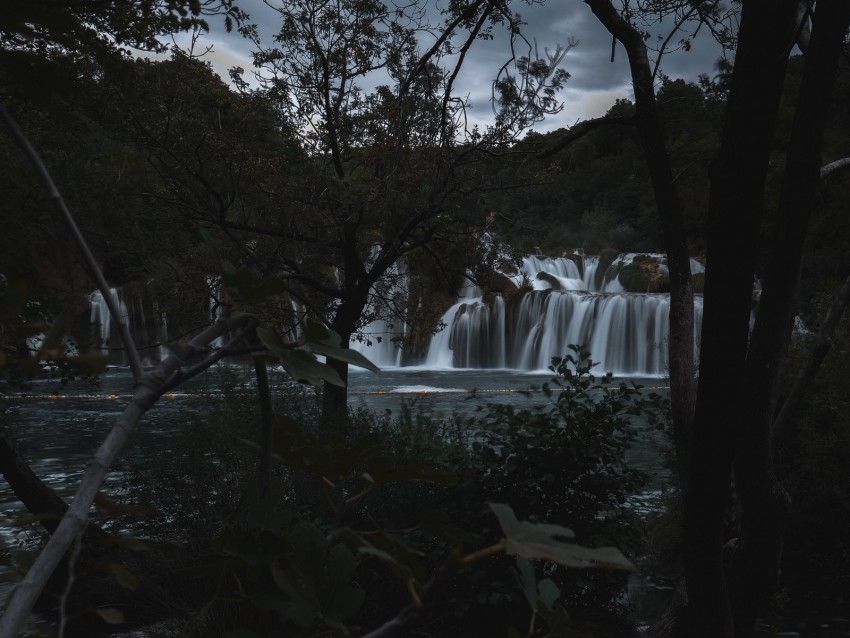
794 0 813 53
537 114 634 159
0 104 145 380
820 155 850 179
0 312 259 638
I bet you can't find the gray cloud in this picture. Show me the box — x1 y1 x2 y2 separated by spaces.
198 0 726 132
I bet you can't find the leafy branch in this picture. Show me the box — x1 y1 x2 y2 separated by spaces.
356 503 633 638
0 102 379 638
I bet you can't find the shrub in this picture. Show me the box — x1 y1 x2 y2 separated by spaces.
107 350 665 636
435 346 667 632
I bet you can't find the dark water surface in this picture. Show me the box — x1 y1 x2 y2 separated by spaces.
0 364 675 630
0 365 850 637
1 364 674 517
8 365 842 635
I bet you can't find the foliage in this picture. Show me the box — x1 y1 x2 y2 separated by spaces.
448 346 665 622
0 0 246 54
88 348 660 637
775 330 850 609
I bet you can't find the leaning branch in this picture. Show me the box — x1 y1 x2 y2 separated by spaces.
537 114 634 159
0 313 258 638
0 104 145 380
820 156 850 179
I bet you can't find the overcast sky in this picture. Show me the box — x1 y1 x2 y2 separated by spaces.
182 0 729 133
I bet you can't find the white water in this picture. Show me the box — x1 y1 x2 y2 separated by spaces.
83 252 704 376
375 253 704 376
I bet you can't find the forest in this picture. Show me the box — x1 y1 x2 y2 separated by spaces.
2 1 850 637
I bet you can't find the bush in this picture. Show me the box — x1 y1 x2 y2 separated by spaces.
430 346 667 633
105 350 665 636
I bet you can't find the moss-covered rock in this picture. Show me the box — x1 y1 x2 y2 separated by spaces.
487 273 520 295
536 271 563 291
616 257 670 293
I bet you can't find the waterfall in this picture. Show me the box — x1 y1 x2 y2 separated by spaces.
80 251 706 375
89 288 130 362
422 252 705 376
88 285 170 366
349 255 410 368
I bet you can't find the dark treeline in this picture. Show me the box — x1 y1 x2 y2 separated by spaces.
3 2 850 637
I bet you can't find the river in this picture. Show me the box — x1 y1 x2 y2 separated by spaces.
0 364 672 517
0 363 674 622
3 365 847 636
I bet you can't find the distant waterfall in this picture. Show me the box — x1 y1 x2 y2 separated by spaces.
88 285 171 366
349 256 411 368
82 252 704 375
420 253 704 376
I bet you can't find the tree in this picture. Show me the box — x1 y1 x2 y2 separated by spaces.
129 0 573 425
0 1 577 632
1 0 247 56
573 1 850 636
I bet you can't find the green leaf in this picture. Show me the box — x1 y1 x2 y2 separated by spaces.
324 543 366 619
271 561 318 627
307 341 380 373
304 318 337 345
107 563 140 591
257 326 286 353
490 503 634 571
94 608 125 625
302 319 379 372
515 557 538 610
257 327 345 387
279 349 345 387
537 578 560 610
339 526 430 594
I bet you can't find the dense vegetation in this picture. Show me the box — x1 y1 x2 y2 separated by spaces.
2 1 850 637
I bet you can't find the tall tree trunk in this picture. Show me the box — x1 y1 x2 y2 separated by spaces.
584 0 695 493
685 2 799 636
321 298 367 429
732 3 850 635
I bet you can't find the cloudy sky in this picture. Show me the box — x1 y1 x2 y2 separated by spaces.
185 0 729 133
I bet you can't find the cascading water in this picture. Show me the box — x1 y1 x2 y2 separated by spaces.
88 285 171 366
90 288 129 361
421 253 704 376
80 252 705 375
349 255 411 368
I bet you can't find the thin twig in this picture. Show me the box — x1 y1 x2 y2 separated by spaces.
0 104 144 380
0 313 259 638
57 531 84 638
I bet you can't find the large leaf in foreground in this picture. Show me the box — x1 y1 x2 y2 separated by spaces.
257 326 345 387
303 318 380 372
490 503 634 571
